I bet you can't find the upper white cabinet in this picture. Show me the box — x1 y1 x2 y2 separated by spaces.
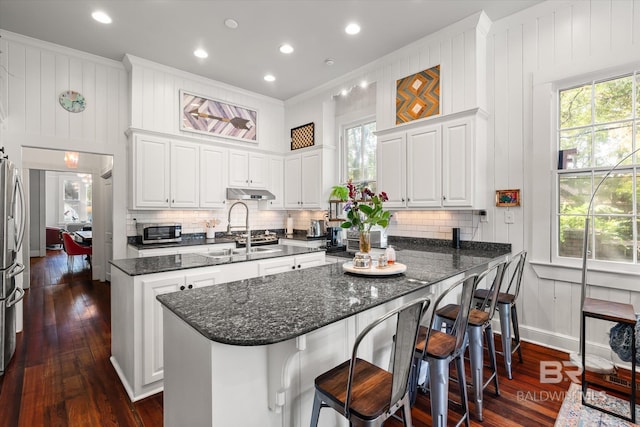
170 141 200 208
228 149 267 188
284 150 323 209
131 134 199 209
376 109 486 209
200 145 228 209
261 156 284 210
131 134 171 208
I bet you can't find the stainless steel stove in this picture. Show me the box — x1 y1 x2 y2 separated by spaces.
234 233 279 247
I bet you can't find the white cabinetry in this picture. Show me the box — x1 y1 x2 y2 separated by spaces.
130 133 201 209
228 149 267 188
141 268 223 385
200 145 228 209
376 110 486 209
257 252 325 276
284 150 323 209
111 249 326 401
260 156 284 210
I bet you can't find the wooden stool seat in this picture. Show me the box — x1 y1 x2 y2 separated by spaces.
582 297 636 423
416 326 456 359
314 358 392 420
474 289 516 305
436 304 491 326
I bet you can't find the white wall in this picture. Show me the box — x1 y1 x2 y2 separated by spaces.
489 0 640 357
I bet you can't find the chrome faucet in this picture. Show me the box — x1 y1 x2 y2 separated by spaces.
227 201 251 253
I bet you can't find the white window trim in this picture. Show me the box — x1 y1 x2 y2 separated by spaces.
530 57 640 288
336 112 376 184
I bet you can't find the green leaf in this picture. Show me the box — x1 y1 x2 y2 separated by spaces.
359 204 374 215
340 222 352 228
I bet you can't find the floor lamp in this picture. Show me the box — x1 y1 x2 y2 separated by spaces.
570 147 640 373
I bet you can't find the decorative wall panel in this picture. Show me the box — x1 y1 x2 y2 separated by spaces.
395 65 440 124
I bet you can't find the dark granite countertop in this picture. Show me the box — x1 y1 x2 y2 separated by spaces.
110 245 321 276
127 235 237 250
156 241 511 346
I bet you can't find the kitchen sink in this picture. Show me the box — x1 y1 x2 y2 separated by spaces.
204 246 282 260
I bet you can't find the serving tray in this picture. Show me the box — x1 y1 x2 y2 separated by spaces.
342 262 407 276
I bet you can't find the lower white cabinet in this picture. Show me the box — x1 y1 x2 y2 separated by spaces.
141 268 223 385
257 252 325 276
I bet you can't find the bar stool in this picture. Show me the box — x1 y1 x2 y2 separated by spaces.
434 260 507 421
473 250 527 379
310 297 430 427
415 274 478 427
582 298 636 423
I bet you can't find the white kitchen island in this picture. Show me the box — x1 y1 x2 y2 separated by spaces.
157 243 511 427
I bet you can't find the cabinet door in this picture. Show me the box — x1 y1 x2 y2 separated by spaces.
300 151 321 208
228 150 250 187
138 247 178 257
187 269 223 289
142 274 183 385
295 252 326 269
134 136 170 208
170 141 200 208
442 118 472 207
200 145 227 209
377 133 406 208
248 153 267 188
284 156 301 209
258 257 295 276
407 126 442 208
262 156 284 210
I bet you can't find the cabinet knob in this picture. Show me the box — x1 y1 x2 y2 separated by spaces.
250 180 253 183
401 198 405 202
180 285 185 291
166 199 169 202
291 266 295 270
172 199 175 203
443 195 446 200
407 198 410 202
188 284 193 289
297 265 301 269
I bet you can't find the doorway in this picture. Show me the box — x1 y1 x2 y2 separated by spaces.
22 147 113 286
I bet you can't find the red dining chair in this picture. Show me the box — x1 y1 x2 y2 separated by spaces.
62 232 92 272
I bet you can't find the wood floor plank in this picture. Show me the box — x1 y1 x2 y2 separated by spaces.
0 249 582 426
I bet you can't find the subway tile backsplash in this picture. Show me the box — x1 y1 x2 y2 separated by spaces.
126 206 479 241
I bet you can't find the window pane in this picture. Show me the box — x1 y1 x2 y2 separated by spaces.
559 128 591 168
593 216 633 262
593 172 633 214
594 76 633 124
345 121 377 191
593 122 633 167
558 215 587 257
559 174 591 214
560 84 592 129
64 181 80 200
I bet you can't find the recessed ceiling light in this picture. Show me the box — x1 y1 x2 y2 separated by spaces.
225 18 239 29
279 44 294 54
194 49 208 59
341 89 348 96
91 11 112 24
264 74 276 82
360 80 368 88
345 22 360 35
324 58 335 66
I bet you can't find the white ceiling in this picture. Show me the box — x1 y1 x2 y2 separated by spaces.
0 0 542 101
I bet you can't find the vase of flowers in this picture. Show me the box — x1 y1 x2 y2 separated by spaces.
330 180 390 254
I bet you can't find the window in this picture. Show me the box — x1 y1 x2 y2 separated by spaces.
557 72 640 263
61 173 92 223
343 119 377 191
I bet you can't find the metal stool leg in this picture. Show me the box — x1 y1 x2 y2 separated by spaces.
498 302 513 379
310 392 322 427
511 304 523 363
485 324 500 396
428 357 449 427
467 324 484 420
455 353 471 427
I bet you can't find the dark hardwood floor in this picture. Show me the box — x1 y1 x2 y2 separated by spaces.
0 249 571 426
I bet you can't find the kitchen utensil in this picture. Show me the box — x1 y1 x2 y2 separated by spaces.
307 220 326 237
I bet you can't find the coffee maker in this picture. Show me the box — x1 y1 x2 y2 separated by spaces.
326 227 344 251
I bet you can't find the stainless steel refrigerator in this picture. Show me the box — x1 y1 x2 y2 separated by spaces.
0 157 25 376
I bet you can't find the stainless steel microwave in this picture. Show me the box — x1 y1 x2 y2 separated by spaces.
136 223 182 244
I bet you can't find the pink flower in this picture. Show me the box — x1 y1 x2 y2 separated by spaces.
379 191 388 202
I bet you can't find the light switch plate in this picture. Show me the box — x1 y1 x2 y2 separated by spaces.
504 211 515 224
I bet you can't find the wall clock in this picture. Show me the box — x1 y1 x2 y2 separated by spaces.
58 90 86 113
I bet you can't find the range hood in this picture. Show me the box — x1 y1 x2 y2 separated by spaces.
226 188 276 201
